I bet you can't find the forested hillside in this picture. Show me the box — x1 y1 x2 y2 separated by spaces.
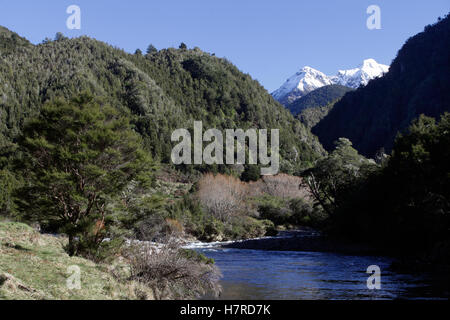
0 27 325 173
313 14 450 156
292 85 353 129
287 84 352 116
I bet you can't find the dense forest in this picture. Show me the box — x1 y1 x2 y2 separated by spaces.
286 84 352 116
0 27 324 174
293 84 354 128
313 14 450 157
303 113 450 265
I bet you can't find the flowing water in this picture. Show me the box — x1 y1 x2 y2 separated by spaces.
185 233 448 300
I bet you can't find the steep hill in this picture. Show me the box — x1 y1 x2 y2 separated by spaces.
0 31 325 171
313 15 450 156
287 84 353 116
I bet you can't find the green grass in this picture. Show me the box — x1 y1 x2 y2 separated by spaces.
0 221 153 300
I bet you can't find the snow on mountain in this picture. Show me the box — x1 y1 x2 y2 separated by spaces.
330 59 389 88
272 59 389 105
272 67 333 105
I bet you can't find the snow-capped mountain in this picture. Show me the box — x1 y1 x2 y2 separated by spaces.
272 59 389 105
272 67 333 105
331 59 389 88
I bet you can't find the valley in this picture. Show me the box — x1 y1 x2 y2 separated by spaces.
0 12 449 301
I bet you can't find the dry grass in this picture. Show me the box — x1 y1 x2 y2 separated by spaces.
0 221 153 300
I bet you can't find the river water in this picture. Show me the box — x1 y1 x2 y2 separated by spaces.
185 233 448 300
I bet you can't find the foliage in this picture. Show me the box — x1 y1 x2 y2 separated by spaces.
192 172 319 239
0 26 31 56
286 84 352 116
0 169 18 217
0 29 325 172
254 195 324 228
14 94 156 256
309 114 450 262
240 164 261 182
146 44 157 55
302 138 376 216
313 15 450 157
297 103 334 129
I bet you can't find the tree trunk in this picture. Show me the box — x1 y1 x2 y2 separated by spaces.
67 234 76 256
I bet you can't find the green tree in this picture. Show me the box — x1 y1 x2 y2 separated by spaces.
240 164 260 182
0 143 20 218
179 42 187 50
320 114 449 261
303 138 375 215
15 94 156 255
0 169 17 216
54 32 67 41
146 44 157 55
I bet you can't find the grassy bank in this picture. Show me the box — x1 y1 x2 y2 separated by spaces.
0 221 153 300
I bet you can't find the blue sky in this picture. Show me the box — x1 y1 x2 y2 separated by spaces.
1 1 448 92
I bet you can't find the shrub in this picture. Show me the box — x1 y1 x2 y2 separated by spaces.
223 216 273 239
255 195 290 225
240 164 261 182
252 174 310 199
196 173 249 221
127 241 221 300
254 195 322 228
289 198 327 227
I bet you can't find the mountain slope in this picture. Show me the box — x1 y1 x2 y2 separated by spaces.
272 59 388 107
272 67 333 106
313 15 450 156
0 30 325 171
330 59 389 89
0 26 31 54
287 84 353 116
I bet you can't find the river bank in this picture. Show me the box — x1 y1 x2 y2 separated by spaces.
221 228 381 256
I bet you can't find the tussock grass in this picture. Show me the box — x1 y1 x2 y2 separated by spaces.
0 221 153 300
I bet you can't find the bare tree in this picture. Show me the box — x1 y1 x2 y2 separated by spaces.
249 173 311 199
196 174 249 221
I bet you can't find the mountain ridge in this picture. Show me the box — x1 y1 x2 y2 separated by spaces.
312 14 450 156
287 84 353 116
0 28 325 172
272 59 389 107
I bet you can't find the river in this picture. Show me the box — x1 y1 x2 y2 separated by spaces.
185 231 448 300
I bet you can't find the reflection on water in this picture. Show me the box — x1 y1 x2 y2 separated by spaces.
196 247 447 300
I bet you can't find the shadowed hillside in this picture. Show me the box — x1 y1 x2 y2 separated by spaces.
313 14 450 156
